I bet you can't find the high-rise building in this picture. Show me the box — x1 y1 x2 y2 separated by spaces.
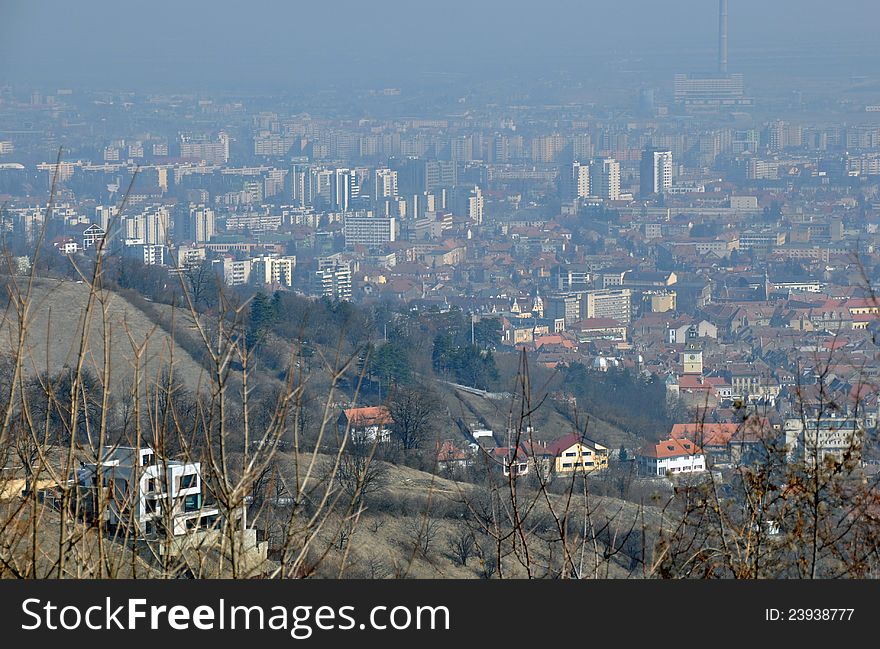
584 288 632 324
531 134 566 163
122 206 169 246
591 158 621 201
640 148 673 197
179 132 229 164
373 168 398 201
452 185 484 224
330 168 352 212
243 180 262 203
571 135 593 161
251 255 297 287
450 136 475 162
290 163 312 207
123 243 167 267
95 205 118 232
263 169 287 198
561 162 591 200
343 215 396 247
673 74 747 107
764 121 803 151
313 259 352 301
311 168 333 206
424 160 457 193
217 257 252 286
545 294 582 326
189 205 215 243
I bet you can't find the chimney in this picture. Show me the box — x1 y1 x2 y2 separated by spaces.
718 0 729 75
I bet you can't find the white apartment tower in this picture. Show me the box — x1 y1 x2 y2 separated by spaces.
563 162 591 199
640 148 673 196
331 168 353 212
374 168 399 200
189 204 215 243
592 158 621 201
313 259 352 301
343 215 396 247
290 163 312 207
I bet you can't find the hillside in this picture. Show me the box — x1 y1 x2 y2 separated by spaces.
0 277 210 389
437 380 641 449
300 456 669 579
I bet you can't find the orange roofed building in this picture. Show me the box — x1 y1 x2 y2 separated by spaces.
337 406 394 442
669 416 775 465
637 437 706 477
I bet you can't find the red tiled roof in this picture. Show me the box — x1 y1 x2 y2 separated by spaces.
545 433 605 457
677 375 715 391
342 406 393 428
436 440 470 462
670 423 740 447
640 438 703 459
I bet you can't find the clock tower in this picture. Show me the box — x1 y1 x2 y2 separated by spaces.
681 327 703 375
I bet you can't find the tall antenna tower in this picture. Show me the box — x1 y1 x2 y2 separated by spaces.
718 0 729 75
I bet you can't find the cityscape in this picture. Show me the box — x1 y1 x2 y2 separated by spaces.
1 0 880 582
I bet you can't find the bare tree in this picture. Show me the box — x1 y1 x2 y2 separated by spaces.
447 524 476 566
402 514 441 558
336 437 388 504
387 383 440 451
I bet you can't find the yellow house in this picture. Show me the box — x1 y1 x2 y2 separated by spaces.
547 433 609 475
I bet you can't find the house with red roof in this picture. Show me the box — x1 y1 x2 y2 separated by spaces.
337 406 394 442
637 438 706 477
435 440 473 471
524 432 610 476
669 416 775 464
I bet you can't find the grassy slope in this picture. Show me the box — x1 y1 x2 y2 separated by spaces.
437 382 641 449
0 277 210 390
306 457 667 579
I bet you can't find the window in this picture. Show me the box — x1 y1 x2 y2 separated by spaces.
142 453 153 466
145 499 158 514
147 478 156 493
581 451 592 456
562 463 573 468
184 494 201 513
565 452 577 457
179 473 198 490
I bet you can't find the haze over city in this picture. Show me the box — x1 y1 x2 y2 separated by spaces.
2 0 880 589
2 0 880 92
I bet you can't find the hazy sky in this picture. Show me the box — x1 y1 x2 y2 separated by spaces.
1 0 878 91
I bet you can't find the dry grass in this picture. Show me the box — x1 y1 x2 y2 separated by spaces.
0 277 207 388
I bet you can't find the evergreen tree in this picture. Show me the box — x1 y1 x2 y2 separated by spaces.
247 292 276 348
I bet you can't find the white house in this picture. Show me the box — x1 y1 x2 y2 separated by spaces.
76 446 219 537
637 438 706 477
337 406 394 442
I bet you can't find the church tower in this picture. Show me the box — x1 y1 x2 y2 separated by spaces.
681 326 703 375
